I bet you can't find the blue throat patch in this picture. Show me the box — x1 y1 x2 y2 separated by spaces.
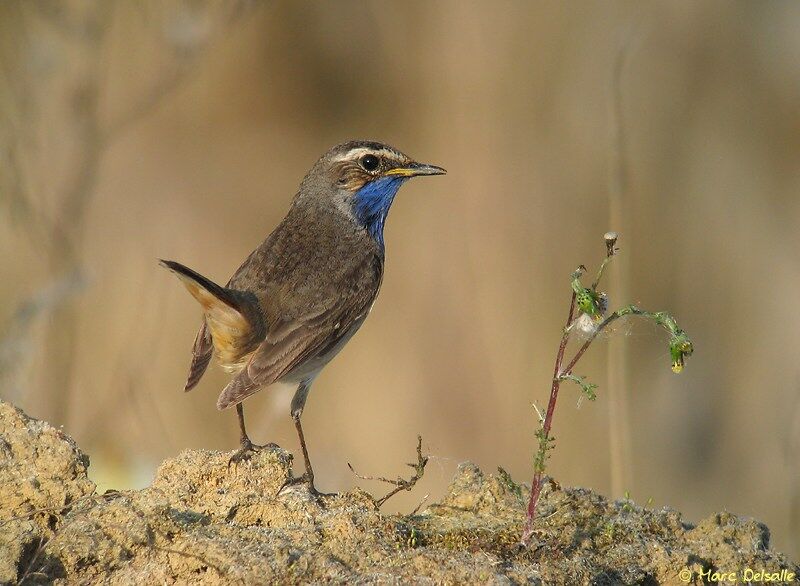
352 176 408 247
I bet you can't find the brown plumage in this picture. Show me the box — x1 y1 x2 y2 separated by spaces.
161 140 445 493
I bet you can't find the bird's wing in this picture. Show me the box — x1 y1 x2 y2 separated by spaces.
184 321 213 392
216 266 379 410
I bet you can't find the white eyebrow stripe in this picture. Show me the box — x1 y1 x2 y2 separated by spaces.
331 147 401 163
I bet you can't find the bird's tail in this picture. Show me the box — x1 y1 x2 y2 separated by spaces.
159 259 258 373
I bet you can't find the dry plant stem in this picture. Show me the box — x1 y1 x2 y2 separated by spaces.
348 436 429 507
521 293 576 544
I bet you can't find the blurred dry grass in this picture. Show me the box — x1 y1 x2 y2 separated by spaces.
2 0 799 559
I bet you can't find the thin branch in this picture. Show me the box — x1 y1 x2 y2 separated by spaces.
562 305 693 378
348 436 428 507
592 232 619 289
560 312 623 378
410 494 430 516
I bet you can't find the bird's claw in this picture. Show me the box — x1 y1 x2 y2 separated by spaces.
227 440 279 467
277 473 332 500
277 472 314 494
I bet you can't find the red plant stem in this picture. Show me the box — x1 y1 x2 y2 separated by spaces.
521 292 576 545
521 303 626 545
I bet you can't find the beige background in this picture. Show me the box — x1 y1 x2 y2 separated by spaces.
2 1 799 559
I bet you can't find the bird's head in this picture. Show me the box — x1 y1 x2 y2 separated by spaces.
299 140 446 246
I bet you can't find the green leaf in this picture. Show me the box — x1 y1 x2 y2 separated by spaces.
559 373 598 401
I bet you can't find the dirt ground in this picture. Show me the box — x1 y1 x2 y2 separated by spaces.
1 400 797 585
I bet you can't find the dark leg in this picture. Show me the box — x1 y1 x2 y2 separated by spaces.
228 402 277 466
277 378 328 497
236 403 253 447
293 412 316 491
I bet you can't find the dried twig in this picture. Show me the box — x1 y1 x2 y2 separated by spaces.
348 436 429 507
409 494 430 516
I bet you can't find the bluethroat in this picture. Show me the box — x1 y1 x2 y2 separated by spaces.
161 141 445 494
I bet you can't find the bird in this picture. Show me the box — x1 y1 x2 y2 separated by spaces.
160 140 445 494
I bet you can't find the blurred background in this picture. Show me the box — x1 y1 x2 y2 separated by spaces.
2 0 799 559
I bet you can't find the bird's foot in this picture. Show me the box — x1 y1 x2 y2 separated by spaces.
227 439 279 467
277 473 334 500
277 473 316 495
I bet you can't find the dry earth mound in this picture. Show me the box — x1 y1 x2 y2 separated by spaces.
1 400 796 584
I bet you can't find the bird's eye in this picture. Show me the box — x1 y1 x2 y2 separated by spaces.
359 154 380 173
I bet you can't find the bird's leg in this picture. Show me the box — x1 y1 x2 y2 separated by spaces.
277 378 330 497
228 403 277 466
292 412 316 492
277 410 331 498
235 402 259 451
